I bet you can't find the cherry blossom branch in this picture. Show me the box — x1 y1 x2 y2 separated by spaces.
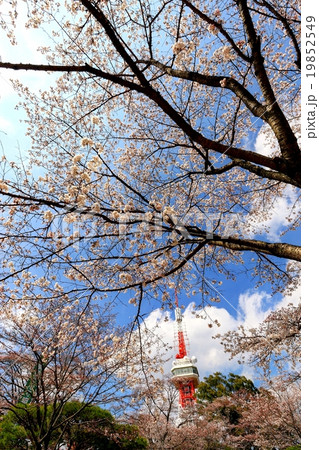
234 0 300 180
194 235 300 262
65 0 300 183
181 0 251 62
0 58 300 185
0 182 300 264
252 0 301 69
137 60 267 118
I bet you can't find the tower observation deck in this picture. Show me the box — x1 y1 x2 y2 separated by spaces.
171 293 199 408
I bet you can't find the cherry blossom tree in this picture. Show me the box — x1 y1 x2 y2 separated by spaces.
218 302 301 382
130 376 231 449
236 382 301 449
131 371 300 449
0 0 300 313
195 384 301 449
0 287 159 449
130 378 181 449
214 303 301 448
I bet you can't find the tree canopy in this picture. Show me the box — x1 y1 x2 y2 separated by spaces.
219 302 301 382
0 0 300 313
131 370 300 449
0 292 160 449
0 402 148 450
196 372 258 403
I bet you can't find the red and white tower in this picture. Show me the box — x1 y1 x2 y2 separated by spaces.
171 292 199 408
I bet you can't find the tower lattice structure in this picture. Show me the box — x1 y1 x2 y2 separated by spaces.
171 292 199 408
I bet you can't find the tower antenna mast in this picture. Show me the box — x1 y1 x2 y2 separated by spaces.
171 289 199 409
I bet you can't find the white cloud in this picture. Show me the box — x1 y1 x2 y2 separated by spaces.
262 187 299 240
271 283 301 311
0 116 14 134
237 290 271 325
142 288 300 384
254 124 279 157
245 185 300 241
140 302 238 378
254 118 301 158
252 121 300 240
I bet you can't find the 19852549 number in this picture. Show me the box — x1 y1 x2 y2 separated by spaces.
306 16 316 78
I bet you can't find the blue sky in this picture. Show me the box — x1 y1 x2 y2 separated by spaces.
0 1 303 389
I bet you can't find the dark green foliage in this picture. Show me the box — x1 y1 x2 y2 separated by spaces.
197 371 258 446
70 426 148 449
284 446 301 450
0 412 28 450
196 372 258 403
0 402 148 450
63 403 148 449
